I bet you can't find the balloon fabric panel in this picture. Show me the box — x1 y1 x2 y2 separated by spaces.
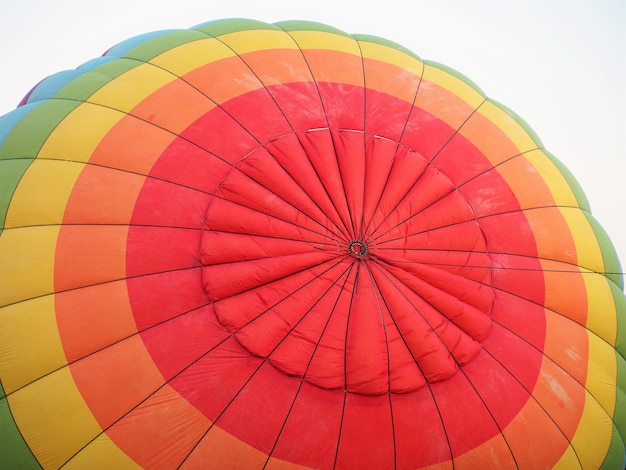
0 18 625 470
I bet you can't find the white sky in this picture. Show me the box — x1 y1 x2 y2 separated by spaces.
1 0 625 277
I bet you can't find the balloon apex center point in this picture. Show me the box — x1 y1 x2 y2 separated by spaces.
349 241 368 259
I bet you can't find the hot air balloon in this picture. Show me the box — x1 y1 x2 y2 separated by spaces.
1 18 624 469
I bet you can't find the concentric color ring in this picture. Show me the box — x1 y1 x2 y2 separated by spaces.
0 18 624 470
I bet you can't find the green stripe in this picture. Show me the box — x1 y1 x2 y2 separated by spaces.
543 149 591 212
613 281 626 363
0 100 79 160
123 30 209 63
195 18 280 37
599 422 625 470
274 20 351 38
0 381 41 469
353 34 421 61
53 59 140 103
0 159 33 230
584 212 624 289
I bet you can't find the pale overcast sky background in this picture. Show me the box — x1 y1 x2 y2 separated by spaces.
1 0 624 277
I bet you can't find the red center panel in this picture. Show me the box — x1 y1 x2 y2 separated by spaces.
57 82 546 467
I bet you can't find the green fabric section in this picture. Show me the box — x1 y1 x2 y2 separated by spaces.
195 18 279 37
274 20 351 38
584 213 624 289
599 423 625 470
352 34 421 61
542 148 591 211
0 159 33 230
123 29 209 62
0 100 79 160
53 59 140 103
424 60 486 99
614 282 626 355
0 382 41 469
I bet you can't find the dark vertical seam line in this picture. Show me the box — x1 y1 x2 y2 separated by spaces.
361 57 425 241
362 261 397 468
367 262 454 466
343 261 361 391
276 26 357 240
262 262 355 468
333 261 360 469
356 37 367 241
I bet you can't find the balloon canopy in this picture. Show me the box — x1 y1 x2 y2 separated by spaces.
1 18 625 469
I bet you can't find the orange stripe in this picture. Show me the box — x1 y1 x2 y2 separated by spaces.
458 110 522 165
89 114 176 174
54 225 128 292
180 425 267 469
69 335 164 429
502 398 571 468
55 281 137 363
494 156 557 210
63 164 145 225
129 78 217 135
532 355 586 441
107 385 210 469
523 208 578 265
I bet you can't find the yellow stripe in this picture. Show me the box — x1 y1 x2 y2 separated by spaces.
473 100 538 153
63 434 140 469
568 388 615 469
0 296 67 394
8 367 102 469
523 149 579 206
38 103 124 163
560 207 605 274
88 63 176 113
422 62 485 110
288 30 360 55
553 445 582 469
358 41 423 74
0 225 58 306
150 37 236 76
585 330 618 416
584 273 617 345
4 159 84 228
